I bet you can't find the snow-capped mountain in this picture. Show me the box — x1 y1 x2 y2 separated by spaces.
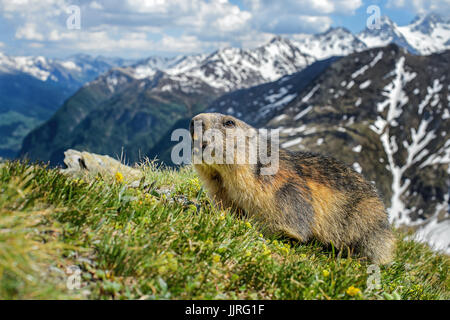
0 52 135 84
132 54 208 79
104 13 449 95
358 13 450 55
292 27 367 60
398 13 450 55
19 13 450 166
357 16 416 53
0 52 136 158
117 31 360 93
206 57 338 126
210 44 450 254
19 37 317 165
2 13 448 88
0 53 55 82
123 37 315 93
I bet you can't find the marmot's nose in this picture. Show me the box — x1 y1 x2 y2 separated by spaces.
190 115 206 138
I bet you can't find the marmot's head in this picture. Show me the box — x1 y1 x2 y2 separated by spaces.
190 113 254 135
189 113 279 175
189 113 257 166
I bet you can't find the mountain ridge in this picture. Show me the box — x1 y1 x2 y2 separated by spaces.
0 53 137 158
2 13 448 86
14 13 450 166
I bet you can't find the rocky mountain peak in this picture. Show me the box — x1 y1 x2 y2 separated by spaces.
410 12 449 34
357 15 413 52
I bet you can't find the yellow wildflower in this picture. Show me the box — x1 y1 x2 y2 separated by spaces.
212 254 221 263
262 244 271 256
322 270 330 277
245 222 252 229
158 266 168 274
210 268 219 275
115 172 124 183
189 178 201 189
346 286 361 296
166 252 174 259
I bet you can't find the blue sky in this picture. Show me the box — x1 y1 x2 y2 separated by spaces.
0 0 448 59
232 0 418 33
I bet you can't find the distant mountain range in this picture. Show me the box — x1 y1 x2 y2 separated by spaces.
358 13 450 55
17 13 450 164
0 54 136 157
18 36 316 165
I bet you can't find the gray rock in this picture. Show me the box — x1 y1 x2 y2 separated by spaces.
61 149 142 182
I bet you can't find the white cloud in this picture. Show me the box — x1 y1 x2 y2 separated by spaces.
387 0 450 16
245 0 363 15
89 1 103 10
15 23 45 41
160 35 226 52
212 7 252 32
28 42 44 48
245 0 362 34
74 32 153 51
48 30 77 42
0 0 364 57
1 0 255 50
122 0 254 36
1 0 67 18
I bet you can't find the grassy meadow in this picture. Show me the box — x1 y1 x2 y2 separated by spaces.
0 161 448 300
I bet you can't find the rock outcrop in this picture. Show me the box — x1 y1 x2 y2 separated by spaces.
62 149 142 183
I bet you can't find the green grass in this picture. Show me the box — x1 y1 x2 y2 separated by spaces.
0 161 448 300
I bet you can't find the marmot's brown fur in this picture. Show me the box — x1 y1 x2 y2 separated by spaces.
190 113 395 264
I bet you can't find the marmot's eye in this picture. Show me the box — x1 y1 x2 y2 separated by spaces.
223 119 235 128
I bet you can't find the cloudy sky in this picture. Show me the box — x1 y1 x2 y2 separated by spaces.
0 0 448 58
